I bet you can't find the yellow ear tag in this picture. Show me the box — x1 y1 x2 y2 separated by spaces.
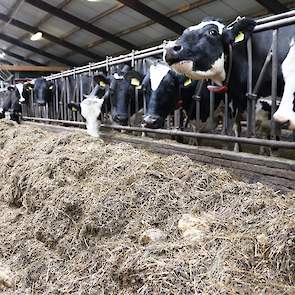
49 85 54 90
72 106 78 112
99 81 106 88
131 78 140 86
184 78 192 87
235 32 245 43
136 85 142 90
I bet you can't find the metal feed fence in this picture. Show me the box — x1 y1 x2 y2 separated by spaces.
22 11 295 152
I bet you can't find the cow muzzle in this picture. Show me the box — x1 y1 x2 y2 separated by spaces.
142 115 164 129
112 114 128 126
164 41 184 66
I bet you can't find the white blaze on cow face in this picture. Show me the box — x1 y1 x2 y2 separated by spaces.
15 83 25 102
150 62 170 91
188 21 225 34
273 39 295 129
80 95 104 137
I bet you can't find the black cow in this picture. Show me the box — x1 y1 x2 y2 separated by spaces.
94 64 143 126
141 59 224 131
33 78 54 106
164 17 295 130
0 86 22 123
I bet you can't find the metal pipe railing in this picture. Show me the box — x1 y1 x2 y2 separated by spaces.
22 116 295 149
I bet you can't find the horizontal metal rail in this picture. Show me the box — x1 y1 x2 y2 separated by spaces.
22 116 295 149
43 11 295 81
256 10 295 24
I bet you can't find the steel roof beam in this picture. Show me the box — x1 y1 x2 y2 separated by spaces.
2 49 45 66
256 0 289 14
117 0 185 35
0 13 102 60
0 33 77 66
24 0 138 50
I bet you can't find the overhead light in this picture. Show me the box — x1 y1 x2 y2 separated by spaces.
30 31 43 41
0 51 6 59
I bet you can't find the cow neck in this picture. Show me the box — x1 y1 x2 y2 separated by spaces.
207 44 233 94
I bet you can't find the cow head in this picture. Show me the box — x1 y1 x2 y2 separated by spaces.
22 82 34 103
142 61 181 129
94 65 143 126
164 17 256 85
0 85 22 123
68 96 104 137
33 78 54 106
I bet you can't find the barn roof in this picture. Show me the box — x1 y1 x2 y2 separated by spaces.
0 0 294 67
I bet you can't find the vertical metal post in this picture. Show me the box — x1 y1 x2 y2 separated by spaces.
223 92 229 135
54 79 59 119
134 59 139 113
271 29 278 139
195 96 201 131
209 86 215 128
247 37 253 137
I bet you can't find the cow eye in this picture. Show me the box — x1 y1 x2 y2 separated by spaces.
208 29 218 36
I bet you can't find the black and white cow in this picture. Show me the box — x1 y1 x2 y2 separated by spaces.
164 17 295 130
94 64 143 126
67 79 107 137
141 59 224 131
15 82 34 104
273 40 295 128
0 86 22 123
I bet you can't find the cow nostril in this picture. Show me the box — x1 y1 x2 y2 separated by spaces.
173 45 182 52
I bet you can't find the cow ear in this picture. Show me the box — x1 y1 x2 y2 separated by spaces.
94 72 110 89
67 102 81 112
47 82 54 90
125 70 143 87
27 83 34 90
222 18 256 45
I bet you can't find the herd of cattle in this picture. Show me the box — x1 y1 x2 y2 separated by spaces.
0 17 294 153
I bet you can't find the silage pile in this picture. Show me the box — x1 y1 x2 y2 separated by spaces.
0 120 294 295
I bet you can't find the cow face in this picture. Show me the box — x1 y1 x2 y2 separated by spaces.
142 62 180 129
68 96 104 137
164 17 256 84
22 82 34 103
33 78 54 106
95 65 142 126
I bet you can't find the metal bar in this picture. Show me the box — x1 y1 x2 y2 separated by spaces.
25 0 137 51
1 49 45 66
253 46 272 94
256 10 295 24
22 116 295 149
247 37 253 137
271 29 278 139
0 32 77 67
209 87 215 126
254 16 295 32
223 93 229 135
0 12 102 60
117 0 185 34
